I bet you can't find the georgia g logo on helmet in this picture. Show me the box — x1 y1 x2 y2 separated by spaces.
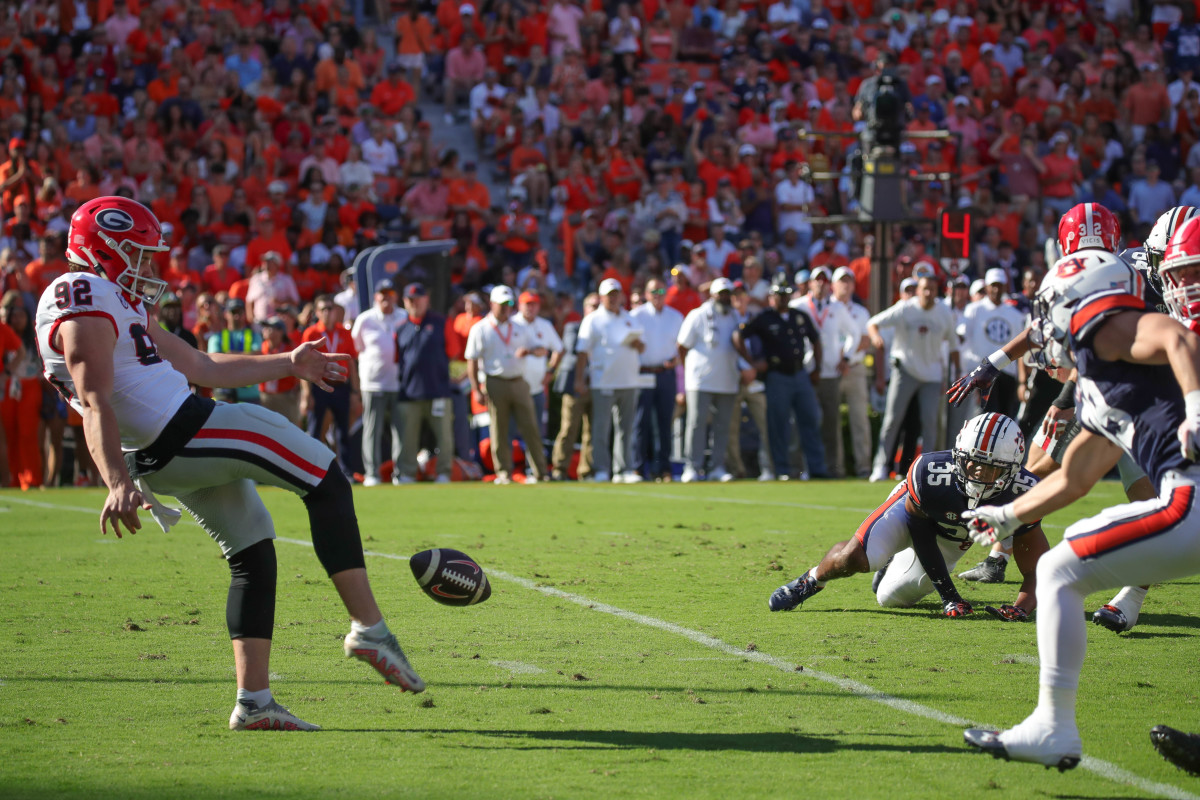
95 207 135 233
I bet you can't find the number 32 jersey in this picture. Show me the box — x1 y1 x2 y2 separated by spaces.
36 272 193 451
903 450 1041 541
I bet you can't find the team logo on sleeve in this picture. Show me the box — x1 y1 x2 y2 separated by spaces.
95 208 135 232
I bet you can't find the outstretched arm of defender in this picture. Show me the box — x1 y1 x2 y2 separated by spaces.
58 316 151 538
149 326 349 392
946 326 1033 406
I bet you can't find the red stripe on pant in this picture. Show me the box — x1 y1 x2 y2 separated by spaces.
1068 485 1194 560
855 490 908 547
192 428 329 480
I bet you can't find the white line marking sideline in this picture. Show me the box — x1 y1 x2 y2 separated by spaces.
6 496 1191 800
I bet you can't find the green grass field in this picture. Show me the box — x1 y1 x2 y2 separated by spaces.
3 481 1200 800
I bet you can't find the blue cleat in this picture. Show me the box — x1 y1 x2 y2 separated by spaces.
768 573 823 612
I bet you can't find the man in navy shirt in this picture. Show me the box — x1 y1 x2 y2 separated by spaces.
395 283 454 483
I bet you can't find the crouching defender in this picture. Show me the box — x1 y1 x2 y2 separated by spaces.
768 413 1050 618
36 196 424 732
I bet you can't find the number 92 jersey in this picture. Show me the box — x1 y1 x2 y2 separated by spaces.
903 450 1041 541
36 272 193 451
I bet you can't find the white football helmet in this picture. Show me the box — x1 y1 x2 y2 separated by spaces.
953 413 1026 509
1146 206 1200 294
1160 215 1200 324
1028 249 1144 369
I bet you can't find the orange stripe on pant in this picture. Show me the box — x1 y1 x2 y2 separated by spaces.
1068 486 1194 560
855 490 908 547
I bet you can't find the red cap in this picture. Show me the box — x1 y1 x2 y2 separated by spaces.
8 137 24 150
518 290 541 304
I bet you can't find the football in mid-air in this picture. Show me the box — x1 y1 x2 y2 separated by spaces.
409 548 491 606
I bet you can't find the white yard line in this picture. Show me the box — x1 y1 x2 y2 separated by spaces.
4 495 1190 800
490 660 545 674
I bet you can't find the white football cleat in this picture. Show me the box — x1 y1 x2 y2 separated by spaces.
362 476 382 487
229 699 320 731
964 719 1081 772
344 629 426 693
708 468 734 483
757 470 776 482
524 474 539 485
868 468 890 483
619 471 643 484
680 467 699 483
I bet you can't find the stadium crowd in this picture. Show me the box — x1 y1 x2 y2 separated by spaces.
0 0 1191 488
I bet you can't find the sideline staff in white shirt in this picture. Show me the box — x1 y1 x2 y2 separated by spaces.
631 278 684 480
575 278 646 483
960 268 1026 420
513 290 564 438
464 285 549 484
866 275 960 481
677 277 741 482
350 279 407 486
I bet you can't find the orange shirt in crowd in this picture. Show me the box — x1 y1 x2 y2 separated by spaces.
301 320 358 360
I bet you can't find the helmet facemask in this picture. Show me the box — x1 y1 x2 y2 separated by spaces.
70 230 170 305
953 453 1015 509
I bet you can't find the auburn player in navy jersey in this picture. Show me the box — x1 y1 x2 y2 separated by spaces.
768 413 1050 619
963 229 1200 771
949 202 1161 633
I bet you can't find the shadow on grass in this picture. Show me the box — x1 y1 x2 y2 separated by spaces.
316 727 966 755
4 675 954 699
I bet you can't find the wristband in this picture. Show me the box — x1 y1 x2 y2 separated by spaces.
1187 390 1200 420
1051 379 1077 410
986 349 1012 370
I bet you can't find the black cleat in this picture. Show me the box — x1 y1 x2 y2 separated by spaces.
871 556 893 593
1092 604 1131 633
959 555 1007 583
768 573 823 612
1151 725 1200 776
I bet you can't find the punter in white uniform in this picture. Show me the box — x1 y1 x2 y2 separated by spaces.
35 197 424 733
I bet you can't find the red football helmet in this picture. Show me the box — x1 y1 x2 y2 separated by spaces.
67 196 169 304
1160 215 1200 323
1057 202 1122 256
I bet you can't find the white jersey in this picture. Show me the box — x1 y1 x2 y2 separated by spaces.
36 272 193 451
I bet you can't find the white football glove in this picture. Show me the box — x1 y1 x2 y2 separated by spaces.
1181 392 1200 462
962 504 1020 547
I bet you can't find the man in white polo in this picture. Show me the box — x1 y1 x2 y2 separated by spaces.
630 277 684 481
866 274 960 482
350 278 407 486
574 278 646 483
464 285 549 485
960 267 1025 420
513 289 563 440
677 277 741 483
790 265 859 478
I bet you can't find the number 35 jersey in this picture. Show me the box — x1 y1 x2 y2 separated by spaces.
903 450 1041 541
36 272 193 451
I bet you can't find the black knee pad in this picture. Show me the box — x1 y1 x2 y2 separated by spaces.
226 539 277 640
302 467 366 576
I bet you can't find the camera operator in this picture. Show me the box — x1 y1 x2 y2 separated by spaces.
853 54 911 150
